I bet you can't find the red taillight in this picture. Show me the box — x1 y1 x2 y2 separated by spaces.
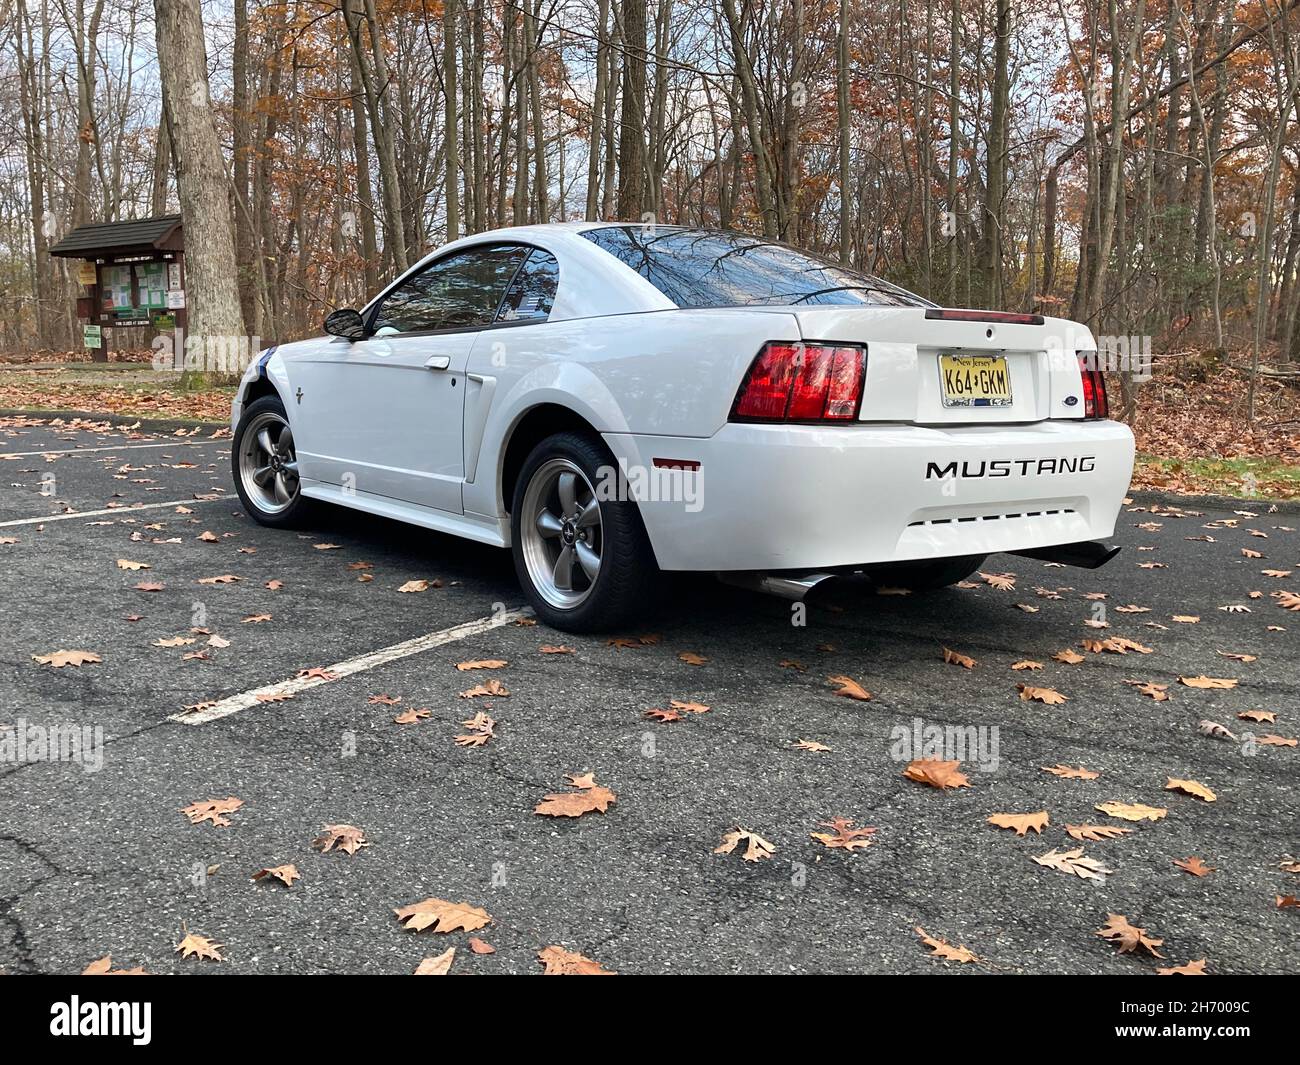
732 343 865 422
1077 353 1109 418
732 343 801 419
925 308 1045 325
825 346 864 418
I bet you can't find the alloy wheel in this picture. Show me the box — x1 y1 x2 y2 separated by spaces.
238 410 300 514
520 458 604 609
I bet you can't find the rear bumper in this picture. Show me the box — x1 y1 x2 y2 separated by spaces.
603 419 1135 571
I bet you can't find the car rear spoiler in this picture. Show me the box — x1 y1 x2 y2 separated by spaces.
924 308 1045 326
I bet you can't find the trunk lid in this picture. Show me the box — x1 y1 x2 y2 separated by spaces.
784 307 1087 424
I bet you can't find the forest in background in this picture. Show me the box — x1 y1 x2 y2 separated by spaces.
2 0 1299 420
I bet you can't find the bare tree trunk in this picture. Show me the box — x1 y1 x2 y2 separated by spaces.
15 0 55 347
1278 186 1300 362
647 0 673 217
443 0 459 241
946 0 960 302
526 0 548 221
346 27 379 293
470 3 486 232
586 0 611 219
1248 10 1298 416
495 7 513 226
254 3 286 335
511 5 530 224
1086 0 1146 326
918 0 936 295
70 0 106 227
231 0 258 332
150 81 172 216
780 0 805 241
459 10 475 231
153 0 245 383
344 0 409 273
602 14 621 219
1181 4 1223 348
982 0 1010 307
617 0 648 220
720 0 776 236
837 0 851 262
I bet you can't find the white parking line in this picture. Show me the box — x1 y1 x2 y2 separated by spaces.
0 495 237 527
170 607 534 725
0 440 227 459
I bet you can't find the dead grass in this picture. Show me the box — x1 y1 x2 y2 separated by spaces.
1126 358 1300 498
0 364 234 421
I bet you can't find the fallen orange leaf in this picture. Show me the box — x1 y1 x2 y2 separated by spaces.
828 675 872 701
987 811 1050 836
903 758 971 790
537 945 616 974
395 898 491 933
534 774 616 818
1173 856 1214 877
714 827 776 861
915 926 978 963
1096 913 1164 957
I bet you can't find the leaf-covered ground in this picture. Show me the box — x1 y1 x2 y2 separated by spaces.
1130 361 1300 500
0 417 1295 974
0 362 235 422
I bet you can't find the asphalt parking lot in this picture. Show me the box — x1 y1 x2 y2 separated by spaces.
0 415 1296 975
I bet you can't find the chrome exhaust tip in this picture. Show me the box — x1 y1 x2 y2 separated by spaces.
716 571 837 601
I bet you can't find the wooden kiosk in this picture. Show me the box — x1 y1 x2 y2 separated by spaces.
49 215 186 361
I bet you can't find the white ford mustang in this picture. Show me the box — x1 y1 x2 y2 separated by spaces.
231 222 1135 630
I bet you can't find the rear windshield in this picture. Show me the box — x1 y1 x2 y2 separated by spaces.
582 226 932 309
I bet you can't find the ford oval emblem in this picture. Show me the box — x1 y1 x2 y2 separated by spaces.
1064 395 1079 406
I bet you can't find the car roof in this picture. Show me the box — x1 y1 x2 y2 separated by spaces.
452 220 689 238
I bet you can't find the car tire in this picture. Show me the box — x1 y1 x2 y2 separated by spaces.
511 431 660 632
866 553 987 593
232 394 313 528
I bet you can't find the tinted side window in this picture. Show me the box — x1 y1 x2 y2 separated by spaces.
581 226 930 309
371 245 527 334
496 249 559 323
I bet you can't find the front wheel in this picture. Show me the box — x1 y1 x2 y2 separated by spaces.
232 395 312 527
511 432 659 632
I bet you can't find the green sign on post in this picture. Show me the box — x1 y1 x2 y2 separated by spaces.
83 324 102 350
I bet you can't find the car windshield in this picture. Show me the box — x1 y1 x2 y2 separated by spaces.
581 226 933 309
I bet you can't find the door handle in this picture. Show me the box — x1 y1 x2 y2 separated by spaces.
424 355 451 371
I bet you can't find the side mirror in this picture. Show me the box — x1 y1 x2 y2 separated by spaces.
324 308 367 340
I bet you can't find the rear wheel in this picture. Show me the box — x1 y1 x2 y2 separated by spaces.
511 432 659 631
232 395 311 527
866 553 987 593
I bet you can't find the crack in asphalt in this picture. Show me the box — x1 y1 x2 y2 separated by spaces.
0 832 74 975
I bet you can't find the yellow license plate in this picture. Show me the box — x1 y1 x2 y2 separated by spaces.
939 354 1013 407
